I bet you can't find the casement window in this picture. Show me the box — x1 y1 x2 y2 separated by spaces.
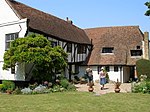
130 50 142 56
51 41 57 47
102 47 114 53
67 43 72 53
114 66 118 72
5 33 19 50
77 45 87 54
105 66 110 72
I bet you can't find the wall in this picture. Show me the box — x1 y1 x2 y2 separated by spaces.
0 0 27 80
79 66 127 83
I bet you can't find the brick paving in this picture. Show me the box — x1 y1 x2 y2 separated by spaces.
75 82 132 95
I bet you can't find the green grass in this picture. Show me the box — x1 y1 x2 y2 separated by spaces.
0 92 150 112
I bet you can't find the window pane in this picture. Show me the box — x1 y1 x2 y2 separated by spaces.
67 43 72 53
114 66 118 72
5 32 19 50
105 66 110 72
102 47 114 53
131 50 142 56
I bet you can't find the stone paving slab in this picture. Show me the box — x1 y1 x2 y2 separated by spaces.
75 82 132 95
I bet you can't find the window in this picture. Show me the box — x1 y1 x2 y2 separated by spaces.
130 50 142 56
105 66 110 72
114 66 118 72
5 33 18 50
136 46 140 49
51 41 57 47
67 43 72 53
102 47 114 53
77 45 87 54
11 65 15 74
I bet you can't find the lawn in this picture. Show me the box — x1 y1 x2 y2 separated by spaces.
0 92 150 112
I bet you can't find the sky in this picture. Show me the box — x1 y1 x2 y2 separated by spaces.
17 0 150 33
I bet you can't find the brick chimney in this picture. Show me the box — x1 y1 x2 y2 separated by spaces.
66 17 73 24
143 32 149 60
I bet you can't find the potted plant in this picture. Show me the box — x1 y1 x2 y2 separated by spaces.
114 79 121 93
88 82 94 92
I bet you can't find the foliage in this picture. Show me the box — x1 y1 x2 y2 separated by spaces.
60 78 69 89
3 34 68 82
2 80 15 91
145 2 150 16
0 84 4 91
21 88 32 94
12 87 22 94
132 80 150 94
114 79 121 89
136 59 150 79
33 85 46 94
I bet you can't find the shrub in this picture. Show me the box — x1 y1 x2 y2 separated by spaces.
2 80 15 91
0 84 4 92
136 59 150 79
132 80 150 94
21 88 32 94
12 87 22 94
67 84 76 91
52 85 65 92
60 79 69 89
33 85 46 94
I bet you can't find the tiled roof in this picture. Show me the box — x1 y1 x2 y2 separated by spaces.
84 26 144 65
8 0 91 44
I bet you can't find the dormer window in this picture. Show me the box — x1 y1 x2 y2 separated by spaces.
102 47 114 53
130 50 142 56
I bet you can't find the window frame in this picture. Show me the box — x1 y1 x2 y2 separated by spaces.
5 32 19 50
67 43 72 53
130 50 142 56
77 44 87 54
114 66 119 72
102 47 114 53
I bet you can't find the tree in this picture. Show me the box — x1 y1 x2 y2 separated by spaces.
145 2 150 16
3 34 68 82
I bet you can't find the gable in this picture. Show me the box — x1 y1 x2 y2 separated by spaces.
0 0 20 24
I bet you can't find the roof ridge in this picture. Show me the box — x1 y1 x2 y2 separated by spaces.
84 25 139 30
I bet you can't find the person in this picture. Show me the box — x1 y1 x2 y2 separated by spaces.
99 67 106 90
85 66 93 84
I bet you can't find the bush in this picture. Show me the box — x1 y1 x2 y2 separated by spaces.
21 88 32 94
60 79 69 89
2 80 15 91
12 87 22 94
132 80 150 94
136 59 150 79
0 84 4 92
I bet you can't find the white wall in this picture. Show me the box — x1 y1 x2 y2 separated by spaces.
79 66 128 83
0 0 28 80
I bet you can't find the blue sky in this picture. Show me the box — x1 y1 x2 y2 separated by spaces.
17 0 150 33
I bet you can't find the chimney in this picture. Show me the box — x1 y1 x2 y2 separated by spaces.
66 17 73 24
143 32 149 60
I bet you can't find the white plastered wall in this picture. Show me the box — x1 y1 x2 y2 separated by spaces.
0 0 28 80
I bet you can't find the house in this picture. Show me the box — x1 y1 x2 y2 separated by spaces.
0 0 92 81
78 26 149 83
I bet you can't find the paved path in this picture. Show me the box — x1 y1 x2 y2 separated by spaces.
75 82 132 95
